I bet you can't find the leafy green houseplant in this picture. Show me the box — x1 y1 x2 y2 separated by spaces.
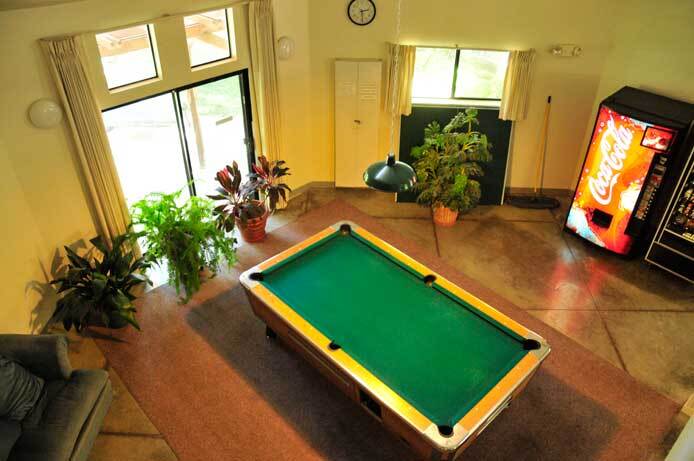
411 108 492 226
209 155 291 242
50 232 152 332
131 190 236 302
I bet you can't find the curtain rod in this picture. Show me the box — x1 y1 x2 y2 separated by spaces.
403 44 511 53
42 0 250 41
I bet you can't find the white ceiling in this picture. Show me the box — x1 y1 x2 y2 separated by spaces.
0 0 85 11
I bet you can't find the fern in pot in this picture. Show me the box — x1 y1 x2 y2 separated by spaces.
131 190 236 303
49 231 152 332
411 108 492 226
209 155 291 243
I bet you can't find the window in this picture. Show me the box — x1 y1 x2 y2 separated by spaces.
96 25 158 90
411 48 457 99
184 9 234 68
412 48 509 103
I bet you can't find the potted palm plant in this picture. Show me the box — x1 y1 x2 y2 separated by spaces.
131 190 236 303
209 155 291 242
49 231 152 332
411 108 492 226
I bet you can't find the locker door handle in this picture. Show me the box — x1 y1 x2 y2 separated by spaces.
354 119 361 124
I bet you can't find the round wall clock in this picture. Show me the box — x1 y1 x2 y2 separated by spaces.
347 0 376 26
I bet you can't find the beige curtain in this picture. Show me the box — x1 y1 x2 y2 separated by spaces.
499 49 535 121
41 36 132 246
248 0 282 163
384 42 416 117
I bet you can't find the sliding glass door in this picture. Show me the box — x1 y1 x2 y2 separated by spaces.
103 93 190 205
103 70 254 207
178 74 252 197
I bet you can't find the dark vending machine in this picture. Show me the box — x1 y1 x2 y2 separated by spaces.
564 87 694 256
646 130 694 282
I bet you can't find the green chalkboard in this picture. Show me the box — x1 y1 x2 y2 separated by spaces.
396 106 512 205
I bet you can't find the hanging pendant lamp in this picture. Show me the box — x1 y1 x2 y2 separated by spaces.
364 153 416 192
363 0 416 193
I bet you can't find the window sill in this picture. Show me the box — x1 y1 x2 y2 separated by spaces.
108 76 162 94
411 98 500 109
191 55 237 72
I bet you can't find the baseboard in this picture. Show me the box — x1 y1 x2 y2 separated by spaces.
504 187 573 198
289 181 335 201
289 183 572 201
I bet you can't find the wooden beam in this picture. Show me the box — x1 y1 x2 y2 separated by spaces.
184 22 229 49
187 88 207 169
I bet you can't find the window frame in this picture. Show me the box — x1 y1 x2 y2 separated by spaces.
185 8 235 70
412 47 509 104
96 24 160 91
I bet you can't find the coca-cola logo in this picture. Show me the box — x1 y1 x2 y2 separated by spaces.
588 116 633 206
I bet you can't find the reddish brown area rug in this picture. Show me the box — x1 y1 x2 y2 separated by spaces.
94 200 678 461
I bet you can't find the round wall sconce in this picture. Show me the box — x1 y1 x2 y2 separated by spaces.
277 36 295 60
29 99 63 128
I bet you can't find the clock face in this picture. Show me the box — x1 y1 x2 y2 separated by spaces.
347 0 376 26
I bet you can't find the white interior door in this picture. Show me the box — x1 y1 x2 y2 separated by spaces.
356 62 381 185
335 60 382 187
335 61 359 187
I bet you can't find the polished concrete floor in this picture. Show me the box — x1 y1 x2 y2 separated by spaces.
72 187 692 461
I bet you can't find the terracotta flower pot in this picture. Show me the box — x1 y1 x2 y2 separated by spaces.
236 202 269 243
433 205 459 227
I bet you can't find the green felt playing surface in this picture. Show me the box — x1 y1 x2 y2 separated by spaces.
259 230 529 426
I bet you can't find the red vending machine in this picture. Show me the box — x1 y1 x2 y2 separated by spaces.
565 87 694 256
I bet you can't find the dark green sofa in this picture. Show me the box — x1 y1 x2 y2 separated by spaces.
0 334 112 461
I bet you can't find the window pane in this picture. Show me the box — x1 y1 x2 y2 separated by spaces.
179 75 251 197
102 94 190 207
454 50 509 100
96 25 158 89
184 9 233 67
411 48 456 98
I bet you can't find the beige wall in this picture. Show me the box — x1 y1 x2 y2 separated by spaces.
591 0 694 105
0 140 56 333
306 0 620 190
273 0 316 189
0 0 250 333
574 0 694 184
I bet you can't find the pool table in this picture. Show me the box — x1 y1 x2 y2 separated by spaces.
240 221 550 460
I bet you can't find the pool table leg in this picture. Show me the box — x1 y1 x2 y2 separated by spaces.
265 325 277 339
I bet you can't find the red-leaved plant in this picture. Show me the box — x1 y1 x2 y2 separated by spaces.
208 155 291 234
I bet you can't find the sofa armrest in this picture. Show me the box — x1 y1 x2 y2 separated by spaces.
0 335 72 381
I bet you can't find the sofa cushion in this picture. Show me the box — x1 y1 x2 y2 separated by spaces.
0 356 45 421
0 419 21 461
9 369 108 461
0 336 71 381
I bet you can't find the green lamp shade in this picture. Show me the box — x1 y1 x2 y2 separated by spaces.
363 153 417 192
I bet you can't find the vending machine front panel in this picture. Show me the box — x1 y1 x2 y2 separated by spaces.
565 105 676 255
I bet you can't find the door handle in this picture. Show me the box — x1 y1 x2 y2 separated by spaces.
354 119 361 124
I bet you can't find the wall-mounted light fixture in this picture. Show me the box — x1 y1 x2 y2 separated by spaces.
550 44 582 57
277 36 295 60
28 99 63 128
